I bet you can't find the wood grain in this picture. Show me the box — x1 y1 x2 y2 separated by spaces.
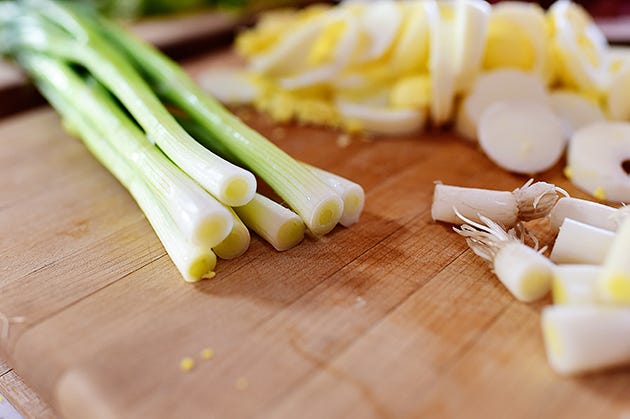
0 360 9 376
2 51 630 418
0 369 55 419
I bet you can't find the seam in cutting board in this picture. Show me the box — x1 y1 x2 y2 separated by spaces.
237 208 443 418
261 210 470 418
200 157 441 331
263 241 470 418
441 303 511 372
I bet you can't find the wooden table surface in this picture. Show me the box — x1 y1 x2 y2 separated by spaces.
2 47 630 419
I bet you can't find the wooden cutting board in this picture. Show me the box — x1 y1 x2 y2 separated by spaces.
1 50 630 419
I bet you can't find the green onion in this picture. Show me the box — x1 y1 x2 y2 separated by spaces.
13 0 257 207
178 116 365 228
19 52 234 248
303 164 365 227
32 69 217 283
213 208 251 260
233 194 306 251
0 0 367 281
93 10 344 235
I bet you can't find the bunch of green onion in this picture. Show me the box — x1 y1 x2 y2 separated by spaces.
0 0 364 282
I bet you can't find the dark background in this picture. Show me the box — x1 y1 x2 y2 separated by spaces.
490 0 630 17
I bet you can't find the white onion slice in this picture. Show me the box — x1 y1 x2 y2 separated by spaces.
550 90 606 137
542 305 630 375
486 1 552 83
250 19 322 76
278 10 359 90
336 99 426 135
478 99 565 174
567 121 630 202
607 66 630 121
355 1 402 63
549 0 610 94
198 69 258 105
453 0 491 93
456 69 549 140
424 0 457 126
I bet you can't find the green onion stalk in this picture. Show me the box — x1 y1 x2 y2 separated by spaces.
179 116 365 228
0 0 367 279
27 62 218 282
213 207 251 259
19 53 235 248
11 0 257 207
89 6 345 235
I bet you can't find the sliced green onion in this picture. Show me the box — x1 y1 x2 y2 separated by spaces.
598 217 630 305
19 52 234 248
551 264 600 305
178 115 365 228
303 164 365 227
34 77 217 283
542 305 630 375
234 194 306 251
95 13 343 235
15 1 256 207
213 208 251 260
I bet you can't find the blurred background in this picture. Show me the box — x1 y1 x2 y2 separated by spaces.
76 0 630 18
489 0 630 16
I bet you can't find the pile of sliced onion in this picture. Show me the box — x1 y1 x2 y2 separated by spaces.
200 0 630 202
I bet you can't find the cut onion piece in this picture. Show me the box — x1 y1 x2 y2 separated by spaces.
252 8 359 89
424 0 457 126
567 122 630 202
453 0 491 93
278 9 359 89
550 90 606 137
607 46 630 74
432 183 517 227
541 305 630 375
198 69 259 105
598 217 630 305
389 1 429 74
250 18 322 76
548 197 618 232
455 69 549 140
354 1 402 63
551 264 601 305
483 1 552 83
550 218 614 265
607 66 630 121
549 0 610 94
336 99 426 135
478 99 565 174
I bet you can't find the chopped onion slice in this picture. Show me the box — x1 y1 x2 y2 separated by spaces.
336 99 426 135
478 99 565 174
455 69 549 140
567 121 630 202
198 69 259 106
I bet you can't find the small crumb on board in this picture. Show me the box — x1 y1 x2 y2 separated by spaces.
200 348 214 360
235 377 249 391
180 357 195 372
